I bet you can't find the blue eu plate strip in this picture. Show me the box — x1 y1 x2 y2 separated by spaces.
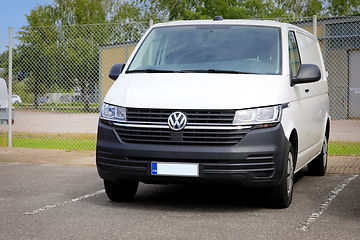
152 163 158 175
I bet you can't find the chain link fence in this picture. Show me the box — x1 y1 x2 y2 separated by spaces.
295 15 360 155
0 17 359 154
0 22 149 150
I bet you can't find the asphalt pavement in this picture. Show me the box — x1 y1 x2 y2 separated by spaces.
0 162 359 239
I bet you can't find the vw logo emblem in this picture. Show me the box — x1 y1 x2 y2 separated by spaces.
168 112 187 131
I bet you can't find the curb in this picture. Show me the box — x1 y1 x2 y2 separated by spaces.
327 155 360 174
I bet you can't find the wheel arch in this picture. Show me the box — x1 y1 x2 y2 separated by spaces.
325 118 330 141
289 129 298 168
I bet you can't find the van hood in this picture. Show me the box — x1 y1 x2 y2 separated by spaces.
104 73 287 110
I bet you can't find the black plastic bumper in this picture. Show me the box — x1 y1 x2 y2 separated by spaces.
96 121 289 187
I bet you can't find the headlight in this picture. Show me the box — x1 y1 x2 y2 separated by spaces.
100 103 126 122
233 105 281 127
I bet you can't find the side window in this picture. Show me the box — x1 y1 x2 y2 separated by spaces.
288 31 301 77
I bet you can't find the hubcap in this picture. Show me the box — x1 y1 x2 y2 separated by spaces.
287 152 294 196
323 138 328 168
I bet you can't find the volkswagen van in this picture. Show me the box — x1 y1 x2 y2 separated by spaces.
96 17 330 208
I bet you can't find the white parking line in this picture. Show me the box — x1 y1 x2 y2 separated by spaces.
0 162 20 165
297 175 359 231
24 189 105 215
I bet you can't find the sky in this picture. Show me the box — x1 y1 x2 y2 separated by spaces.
0 0 54 53
0 0 54 29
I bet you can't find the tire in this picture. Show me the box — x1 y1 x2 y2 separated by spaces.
269 142 295 209
308 137 328 176
104 179 139 202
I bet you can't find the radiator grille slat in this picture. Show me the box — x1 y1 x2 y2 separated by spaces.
116 127 246 146
127 108 235 125
118 108 246 146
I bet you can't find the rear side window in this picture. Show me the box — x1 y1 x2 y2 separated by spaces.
288 31 301 77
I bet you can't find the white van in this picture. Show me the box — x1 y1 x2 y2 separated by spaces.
96 17 330 208
0 78 8 109
0 78 14 124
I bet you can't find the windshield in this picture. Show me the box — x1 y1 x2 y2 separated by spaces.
127 24 282 75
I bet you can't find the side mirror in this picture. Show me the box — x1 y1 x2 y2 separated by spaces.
291 64 321 87
109 63 125 80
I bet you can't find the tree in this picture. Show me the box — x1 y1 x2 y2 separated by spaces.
15 0 154 111
0 50 9 79
328 0 360 16
274 0 327 18
140 0 287 20
303 0 324 17
143 0 360 20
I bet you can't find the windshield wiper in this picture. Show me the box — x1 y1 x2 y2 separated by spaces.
126 69 181 73
126 69 254 74
181 69 253 74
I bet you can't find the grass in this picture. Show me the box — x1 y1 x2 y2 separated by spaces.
0 132 96 150
15 102 100 113
328 141 360 155
0 132 359 155
16 102 99 108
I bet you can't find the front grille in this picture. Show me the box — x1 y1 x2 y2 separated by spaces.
205 154 275 177
127 108 235 125
116 126 247 146
111 108 246 146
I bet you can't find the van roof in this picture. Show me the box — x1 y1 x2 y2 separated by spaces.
153 19 288 29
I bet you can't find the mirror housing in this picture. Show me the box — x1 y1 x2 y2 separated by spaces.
291 64 321 87
109 63 125 80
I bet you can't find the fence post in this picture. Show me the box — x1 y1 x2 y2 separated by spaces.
8 26 13 147
313 15 317 37
149 20 153 28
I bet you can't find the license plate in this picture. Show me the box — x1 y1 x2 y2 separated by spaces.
151 162 199 177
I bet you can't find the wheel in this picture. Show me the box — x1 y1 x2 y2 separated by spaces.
308 137 328 176
104 179 139 201
269 142 295 208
